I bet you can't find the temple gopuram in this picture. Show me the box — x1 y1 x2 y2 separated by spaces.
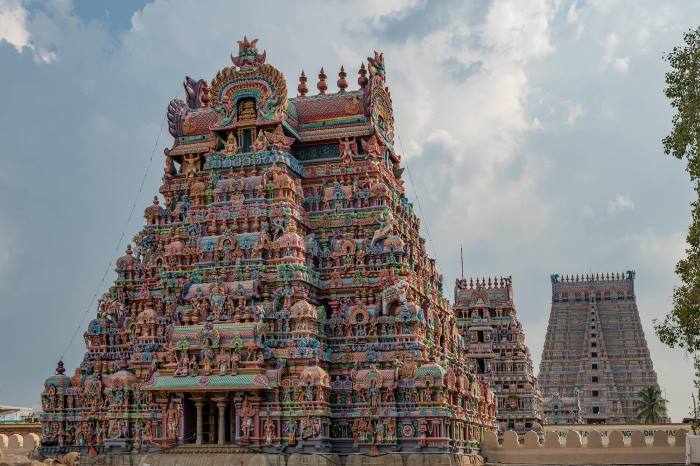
39 38 496 457
454 277 542 432
539 272 666 424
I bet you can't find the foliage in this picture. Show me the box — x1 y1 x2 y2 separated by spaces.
635 384 668 424
654 26 700 421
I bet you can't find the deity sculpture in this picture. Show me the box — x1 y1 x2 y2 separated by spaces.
218 349 231 375
285 420 297 445
226 132 238 154
188 355 199 376
201 339 216 374
264 418 275 445
240 397 255 442
181 153 200 174
253 130 268 152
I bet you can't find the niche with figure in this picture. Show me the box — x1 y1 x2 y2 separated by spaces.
237 98 257 152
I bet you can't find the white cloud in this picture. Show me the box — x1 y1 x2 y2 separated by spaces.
566 102 583 124
603 32 618 61
607 194 635 216
579 206 595 218
613 56 629 73
566 1 584 38
566 1 579 23
34 47 56 63
484 0 556 62
379 0 558 248
0 0 30 52
0 0 56 63
602 32 629 73
590 0 621 14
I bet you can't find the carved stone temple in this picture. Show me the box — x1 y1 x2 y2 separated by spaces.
538 272 666 424
454 277 542 432
39 38 496 456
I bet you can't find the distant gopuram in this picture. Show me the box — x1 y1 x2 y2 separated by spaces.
39 38 495 456
454 277 542 432
539 271 666 424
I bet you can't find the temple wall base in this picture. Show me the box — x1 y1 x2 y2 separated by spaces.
38 451 485 466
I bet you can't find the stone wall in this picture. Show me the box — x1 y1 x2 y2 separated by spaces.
5 429 691 465
0 424 41 436
127 453 484 466
0 432 40 456
1 436 486 466
481 429 688 465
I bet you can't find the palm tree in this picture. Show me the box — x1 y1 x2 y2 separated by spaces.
635 384 668 424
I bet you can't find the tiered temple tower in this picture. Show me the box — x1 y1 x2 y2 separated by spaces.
39 38 495 456
539 271 665 424
454 277 542 432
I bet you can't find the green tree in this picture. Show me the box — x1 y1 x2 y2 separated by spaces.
635 384 668 424
654 26 700 423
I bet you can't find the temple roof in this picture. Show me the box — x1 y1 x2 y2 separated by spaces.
165 40 394 157
144 373 276 391
44 361 71 389
288 91 365 124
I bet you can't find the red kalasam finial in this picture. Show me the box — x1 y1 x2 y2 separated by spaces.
337 66 348 93
298 70 308 97
358 63 368 89
317 68 328 95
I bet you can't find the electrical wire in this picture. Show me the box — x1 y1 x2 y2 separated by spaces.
396 132 443 272
58 95 176 361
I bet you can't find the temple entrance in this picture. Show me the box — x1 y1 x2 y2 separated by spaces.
182 394 234 445
183 397 196 443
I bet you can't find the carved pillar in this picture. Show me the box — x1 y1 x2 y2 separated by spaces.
194 398 204 445
215 399 228 445
234 402 238 443
175 393 184 443
208 401 216 444
235 407 241 443
254 411 260 444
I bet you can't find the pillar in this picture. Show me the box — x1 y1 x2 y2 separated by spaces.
235 408 241 443
194 399 204 445
217 401 227 445
234 402 238 443
233 396 243 444
209 402 216 443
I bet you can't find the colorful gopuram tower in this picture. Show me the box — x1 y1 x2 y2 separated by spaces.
39 38 496 456
539 272 666 424
454 277 542 432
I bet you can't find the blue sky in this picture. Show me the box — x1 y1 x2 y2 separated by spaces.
0 0 697 422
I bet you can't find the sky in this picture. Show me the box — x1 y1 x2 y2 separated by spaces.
0 0 697 422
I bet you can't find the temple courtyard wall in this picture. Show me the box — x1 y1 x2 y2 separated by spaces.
0 433 41 457
4 429 699 465
481 428 691 465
